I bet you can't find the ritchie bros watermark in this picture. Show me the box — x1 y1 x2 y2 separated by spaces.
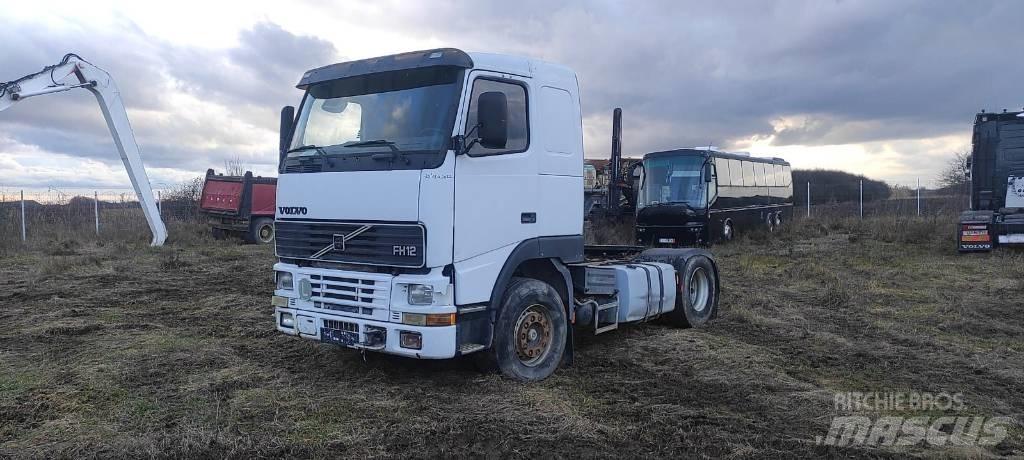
816 391 1015 448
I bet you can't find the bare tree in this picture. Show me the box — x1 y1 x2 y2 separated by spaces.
224 156 248 176
937 150 971 190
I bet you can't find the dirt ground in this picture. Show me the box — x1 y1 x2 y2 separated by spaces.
1 218 1022 458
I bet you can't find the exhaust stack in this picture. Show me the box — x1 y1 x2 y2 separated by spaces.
607 107 623 215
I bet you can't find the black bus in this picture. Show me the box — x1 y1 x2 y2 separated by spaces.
634 149 793 246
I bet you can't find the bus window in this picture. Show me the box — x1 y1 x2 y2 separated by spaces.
742 161 755 186
774 164 784 186
765 163 777 186
754 163 767 186
783 165 792 186
729 159 743 186
714 157 730 186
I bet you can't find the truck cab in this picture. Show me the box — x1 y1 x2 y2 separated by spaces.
959 109 1024 251
271 49 719 381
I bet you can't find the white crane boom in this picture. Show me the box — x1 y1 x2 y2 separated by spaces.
0 54 168 246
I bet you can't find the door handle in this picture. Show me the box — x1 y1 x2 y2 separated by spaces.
521 212 537 224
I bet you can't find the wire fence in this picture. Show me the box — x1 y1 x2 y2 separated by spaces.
797 179 968 220
0 187 203 249
0 179 970 249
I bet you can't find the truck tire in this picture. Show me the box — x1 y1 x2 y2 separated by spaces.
211 227 227 240
635 248 720 328
667 255 718 328
247 218 275 244
487 277 567 382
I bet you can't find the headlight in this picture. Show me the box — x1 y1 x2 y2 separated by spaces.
276 271 294 290
280 312 294 328
407 284 434 305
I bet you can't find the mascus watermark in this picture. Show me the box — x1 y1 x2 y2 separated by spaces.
815 392 1015 447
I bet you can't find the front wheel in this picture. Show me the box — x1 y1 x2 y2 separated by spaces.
722 219 734 242
488 277 567 382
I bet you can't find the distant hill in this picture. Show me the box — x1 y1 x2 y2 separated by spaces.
794 169 890 204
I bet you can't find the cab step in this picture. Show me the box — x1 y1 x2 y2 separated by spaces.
595 300 619 334
458 343 486 354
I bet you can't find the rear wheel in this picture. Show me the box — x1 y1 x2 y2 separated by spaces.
247 218 275 244
487 277 567 382
665 255 719 328
773 211 782 228
766 213 776 232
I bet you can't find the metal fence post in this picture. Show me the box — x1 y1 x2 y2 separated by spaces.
94 191 100 236
20 190 26 241
916 178 921 216
806 181 810 218
859 180 864 219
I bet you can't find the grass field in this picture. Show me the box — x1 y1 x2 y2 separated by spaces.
1 216 1022 458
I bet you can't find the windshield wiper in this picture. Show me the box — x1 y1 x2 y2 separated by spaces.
343 139 400 152
286 144 328 158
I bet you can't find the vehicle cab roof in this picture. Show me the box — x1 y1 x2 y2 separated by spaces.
297 48 577 89
644 148 790 166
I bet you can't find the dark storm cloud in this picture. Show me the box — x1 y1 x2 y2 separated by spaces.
0 20 336 174
4 1 1024 188
380 0 1024 154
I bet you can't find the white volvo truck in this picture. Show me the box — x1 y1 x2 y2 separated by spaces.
271 49 720 381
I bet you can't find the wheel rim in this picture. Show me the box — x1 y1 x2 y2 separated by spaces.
723 221 733 240
774 213 782 227
514 304 553 367
259 224 274 243
767 215 775 232
689 268 710 312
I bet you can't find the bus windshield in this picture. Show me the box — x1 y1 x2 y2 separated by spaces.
639 155 707 209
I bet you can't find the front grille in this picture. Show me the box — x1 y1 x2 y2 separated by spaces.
310 273 389 315
276 221 425 268
323 319 358 332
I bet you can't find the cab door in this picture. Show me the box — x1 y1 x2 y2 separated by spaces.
453 71 537 281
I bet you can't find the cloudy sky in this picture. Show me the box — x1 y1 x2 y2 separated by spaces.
2 0 1022 194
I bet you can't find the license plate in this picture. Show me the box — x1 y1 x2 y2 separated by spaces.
320 327 358 346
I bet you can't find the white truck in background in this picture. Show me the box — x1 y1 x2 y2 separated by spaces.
271 49 720 381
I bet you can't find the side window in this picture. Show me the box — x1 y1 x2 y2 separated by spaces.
465 78 529 155
714 157 730 186
729 159 743 186
754 163 767 186
742 161 755 186
707 162 718 201
765 163 776 186
783 165 792 186
774 164 784 186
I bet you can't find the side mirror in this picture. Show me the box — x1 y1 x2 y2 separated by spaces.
477 91 508 149
703 163 714 182
279 105 295 164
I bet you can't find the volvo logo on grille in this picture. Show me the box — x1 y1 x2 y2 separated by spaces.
278 206 307 215
310 225 373 259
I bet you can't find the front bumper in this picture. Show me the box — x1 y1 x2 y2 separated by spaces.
275 306 456 359
273 262 458 359
635 223 706 246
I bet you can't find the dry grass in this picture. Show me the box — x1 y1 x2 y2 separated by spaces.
1 214 1022 458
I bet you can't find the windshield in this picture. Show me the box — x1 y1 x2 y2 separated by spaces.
287 67 462 169
638 155 708 208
